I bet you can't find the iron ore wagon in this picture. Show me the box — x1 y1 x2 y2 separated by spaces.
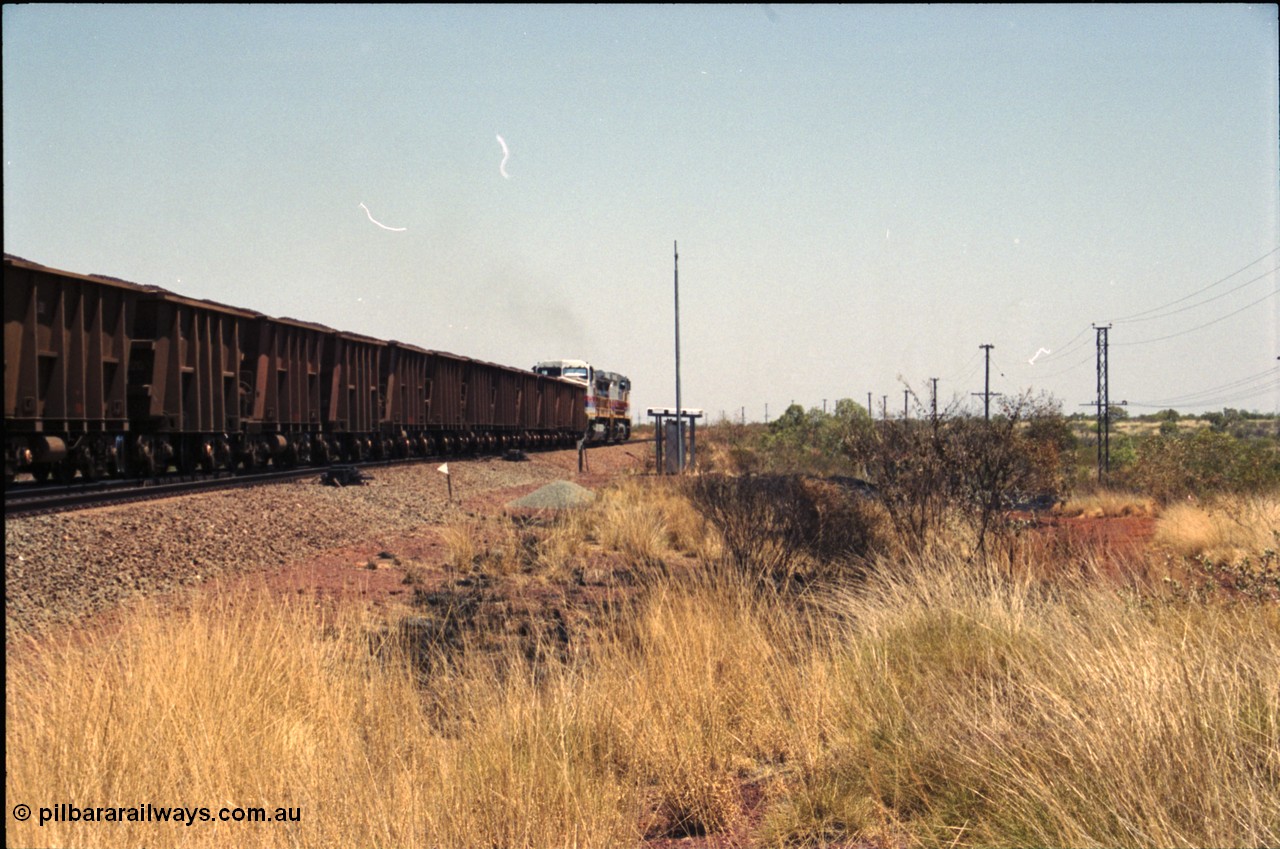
4 255 587 484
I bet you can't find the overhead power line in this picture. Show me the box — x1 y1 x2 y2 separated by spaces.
1114 287 1279 346
1029 351 1095 380
944 348 982 383
1033 323 1092 366
1128 366 1280 408
1128 379 1280 409
1108 246 1280 323
1035 249 1279 367
1112 265 1278 324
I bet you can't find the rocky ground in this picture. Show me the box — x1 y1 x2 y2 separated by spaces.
5 442 651 638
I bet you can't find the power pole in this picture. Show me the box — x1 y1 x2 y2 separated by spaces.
971 344 1001 420
867 392 873 418
1080 324 1125 482
1094 324 1110 481
903 389 910 420
1097 324 1108 481
930 377 938 427
673 241 683 472
881 395 888 420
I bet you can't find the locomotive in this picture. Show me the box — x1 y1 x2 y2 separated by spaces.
4 255 588 484
532 359 631 442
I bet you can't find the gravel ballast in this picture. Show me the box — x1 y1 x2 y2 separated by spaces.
5 453 616 637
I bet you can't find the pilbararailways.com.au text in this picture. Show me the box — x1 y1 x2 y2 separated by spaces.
27 803 301 827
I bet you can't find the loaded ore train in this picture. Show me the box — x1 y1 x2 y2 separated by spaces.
3 255 624 485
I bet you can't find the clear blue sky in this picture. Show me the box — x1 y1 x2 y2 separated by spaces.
5 5 1277 419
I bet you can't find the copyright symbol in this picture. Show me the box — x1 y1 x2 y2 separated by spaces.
13 804 31 821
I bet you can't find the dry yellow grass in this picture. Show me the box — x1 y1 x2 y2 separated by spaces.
8 479 1279 848
762 551 1280 847
438 511 482 571
1060 487 1157 518
6 585 641 849
1155 492 1280 563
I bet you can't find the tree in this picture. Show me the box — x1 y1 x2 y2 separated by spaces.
840 391 1069 558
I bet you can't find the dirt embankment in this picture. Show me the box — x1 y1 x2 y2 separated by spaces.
5 442 651 637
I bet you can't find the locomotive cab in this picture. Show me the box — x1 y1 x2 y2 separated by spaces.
533 359 630 443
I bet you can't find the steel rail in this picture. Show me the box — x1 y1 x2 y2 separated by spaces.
4 467 322 518
4 439 646 518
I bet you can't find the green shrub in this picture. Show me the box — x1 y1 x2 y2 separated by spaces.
1119 429 1280 501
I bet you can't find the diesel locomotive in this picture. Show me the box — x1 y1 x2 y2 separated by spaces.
532 359 632 443
4 255 589 484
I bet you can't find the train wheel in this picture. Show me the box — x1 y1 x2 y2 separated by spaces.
31 465 50 484
245 441 269 472
215 438 234 472
133 437 157 478
198 439 216 473
67 444 97 482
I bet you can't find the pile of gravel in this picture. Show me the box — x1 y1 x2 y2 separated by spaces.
507 480 596 510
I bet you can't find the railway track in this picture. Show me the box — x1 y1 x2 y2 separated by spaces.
4 439 650 518
4 467 323 518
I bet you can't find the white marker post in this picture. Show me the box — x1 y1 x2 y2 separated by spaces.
438 462 452 501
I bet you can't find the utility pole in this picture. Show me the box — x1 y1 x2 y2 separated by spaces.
903 389 910 420
881 395 888 420
867 392 873 418
1080 324 1125 482
673 241 683 472
1096 324 1108 481
1094 324 1110 481
930 377 938 428
972 344 1001 420
823 398 827 414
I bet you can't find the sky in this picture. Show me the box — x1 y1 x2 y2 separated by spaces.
5 4 1278 421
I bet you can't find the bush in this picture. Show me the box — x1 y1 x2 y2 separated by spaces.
685 473 886 590
840 392 1071 556
1119 429 1280 502
758 400 871 476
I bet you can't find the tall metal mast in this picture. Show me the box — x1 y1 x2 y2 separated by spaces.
674 241 684 472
